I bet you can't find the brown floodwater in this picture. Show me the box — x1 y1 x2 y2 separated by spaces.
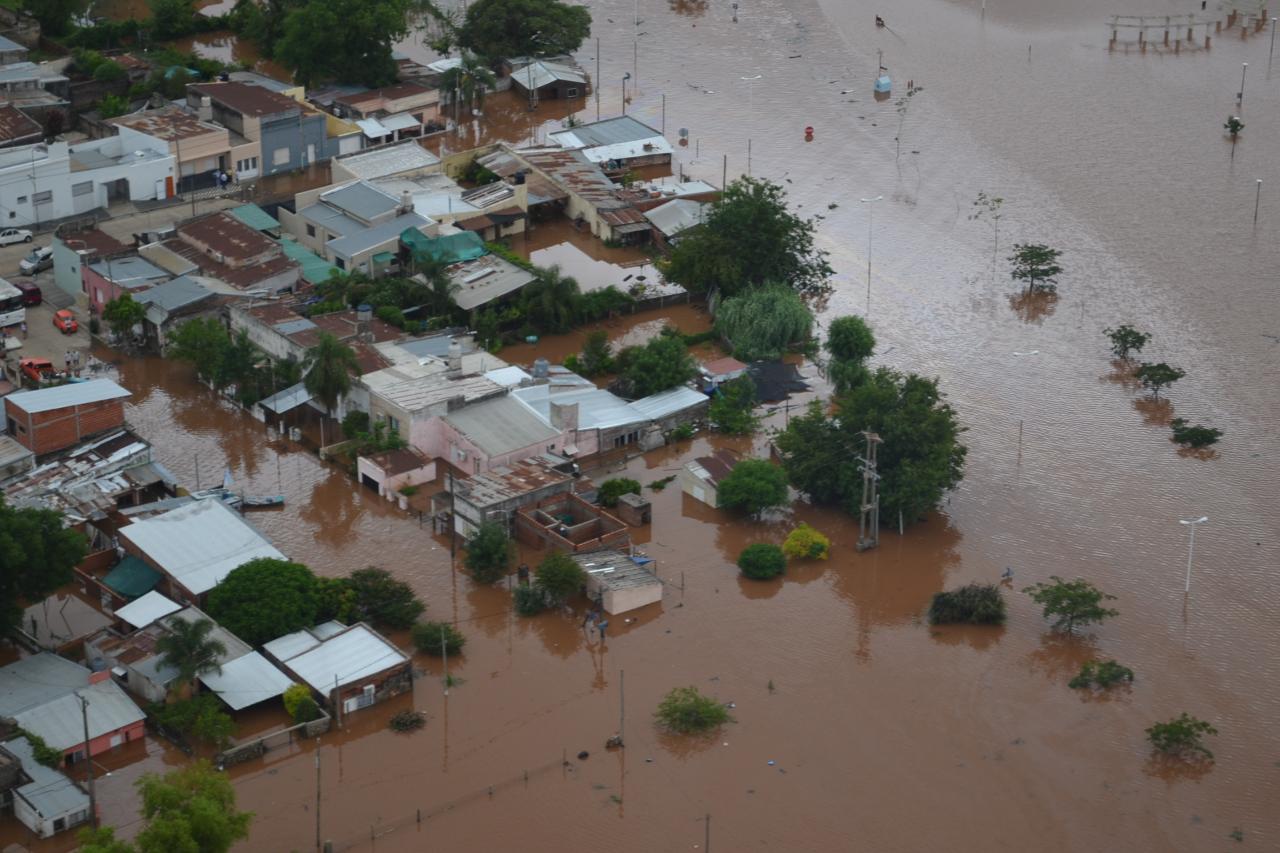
25 0 1279 850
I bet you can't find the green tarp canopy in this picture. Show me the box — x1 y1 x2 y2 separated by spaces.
102 556 162 599
401 229 487 264
278 237 341 285
229 203 281 232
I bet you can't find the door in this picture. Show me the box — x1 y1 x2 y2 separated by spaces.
165 176 174 198
109 733 123 748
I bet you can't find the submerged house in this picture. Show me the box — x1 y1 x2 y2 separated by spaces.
263 622 411 715
2 736 91 838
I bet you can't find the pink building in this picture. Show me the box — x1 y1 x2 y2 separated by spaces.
81 254 170 312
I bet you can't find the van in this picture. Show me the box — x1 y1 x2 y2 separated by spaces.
13 280 41 306
18 246 53 275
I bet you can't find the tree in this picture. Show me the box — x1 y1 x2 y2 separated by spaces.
149 0 195 39
714 283 814 361
168 317 232 387
597 478 641 508
1146 713 1217 760
1170 418 1222 449
1104 324 1151 361
346 567 424 629
664 176 833 299
521 265 581 334
150 694 235 748
737 542 786 579
464 521 511 583
303 331 358 442
775 369 968 525
206 558 319 646
1224 115 1244 159
440 53 497 127
412 621 465 656
617 331 696 398
927 584 1006 625
654 686 733 733
969 190 1004 260
98 93 130 119
0 502 88 634
576 329 614 377
282 684 313 719
133 760 252 853
1022 576 1118 632
156 617 227 695
534 550 586 605
1134 362 1185 399
103 293 146 340
1008 243 1064 293
1069 659 1134 690
825 315 876 392
277 0 412 87
708 376 758 435
717 459 789 517
458 0 591 62
781 523 830 560
21 0 88 37
78 826 137 853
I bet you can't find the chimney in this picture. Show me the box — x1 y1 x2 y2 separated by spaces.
550 401 579 432
447 338 462 374
400 190 414 214
198 96 213 122
532 357 550 379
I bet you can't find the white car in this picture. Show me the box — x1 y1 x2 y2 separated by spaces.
0 228 33 247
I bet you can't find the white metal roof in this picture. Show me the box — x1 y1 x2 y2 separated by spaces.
13 677 145 752
549 116 672 164
258 381 312 415
334 141 440 180
118 498 285 596
427 57 463 74
356 117 391 139
5 379 130 414
199 651 293 711
282 624 408 693
380 113 420 132
627 385 708 420
0 653 88 717
3 737 90 820
263 628 321 661
311 620 347 640
484 366 531 387
643 198 706 237
513 383 642 431
113 590 181 629
444 394 560 457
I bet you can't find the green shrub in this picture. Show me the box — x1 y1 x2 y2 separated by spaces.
534 551 586 604
93 60 126 82
345 567 424 630
21 731 63 768
291 695 320 724
1170 418 1222 449
781 523 830 560
670 423 694 441
598 478 641 507
1146 713 1217 759
927 583 1006 625
150 695 235 749
342 410 370 439
1069 659 1134 690
464 521 511 584
513 584 548 616
412 621 465 656
737 543 786 580
282 683 311 718
654 686 733 733
708 376 758 435
389 710 425 732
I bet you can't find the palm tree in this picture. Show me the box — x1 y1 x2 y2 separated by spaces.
441 53 497 131
156 617 227 698
303 331 359 447
525 265 581 333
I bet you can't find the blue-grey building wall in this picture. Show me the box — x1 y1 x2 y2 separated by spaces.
259 114 340 176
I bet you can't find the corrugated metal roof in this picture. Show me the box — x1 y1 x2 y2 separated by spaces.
13 677 145 752
114 590 181 629
118 499 285 596
334 141 440 180
321 181 401 221
510 59 588 90
258 382 312 415
484 366 531 387
229 203 281 232
135 275 212 313
0 653 88 717
264 628 321 661
444 395 559 457
513 383 640 430
165 607 252 661
627 385 707 420
311 620 347 640
3 737 90 820
278 237 341 285
447 254 537 311
199 651 293 710
327 213 429 259
274 317 317 335
281 624 408 693
644 198 706 237
87 255 169 287
297 203 365 238
6 379 130 414
552 116 661 148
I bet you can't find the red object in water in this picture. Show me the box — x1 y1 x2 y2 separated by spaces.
805 126 815 135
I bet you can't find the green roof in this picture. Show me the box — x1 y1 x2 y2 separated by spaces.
372 251 395 263
229 203 280 232
402 229 487 264
278 237 341 285
102 556 162 599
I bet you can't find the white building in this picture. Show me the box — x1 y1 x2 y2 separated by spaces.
0 139 174 229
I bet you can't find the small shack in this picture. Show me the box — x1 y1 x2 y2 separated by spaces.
614 492 652 526
356 446 435 500
680 449 740 508
2 736 91 838
515 492 630 554
264 622 411 716
699 356 748 392
573 550 662 615
4 379 130 456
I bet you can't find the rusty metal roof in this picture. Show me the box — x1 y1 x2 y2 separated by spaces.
0 104 41 144
112 106 224 141
179 211 279 263
190 81 300 118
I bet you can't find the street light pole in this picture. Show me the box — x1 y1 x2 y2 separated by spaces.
622 72 631 115
1179 516 1208 593
859 195 883 314
1237 62 1248 104
1254 179 1262 224
1011 350 1039 459
1269 18 1278 78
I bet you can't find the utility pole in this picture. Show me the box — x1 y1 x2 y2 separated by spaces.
855 431 882 551
705 813 711 851
442 623 449 695
619 669 625 746
333 675 341 728
76 692 97 829
596 37 601 121
314 739 322 852
1254 179 1262 224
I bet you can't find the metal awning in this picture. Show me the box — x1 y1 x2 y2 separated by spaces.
258 382 313 415
356 118 390 139
381 113 420 132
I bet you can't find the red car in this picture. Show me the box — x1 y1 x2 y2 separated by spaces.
53 309 78 334
19 357 55 384
13 279 41 306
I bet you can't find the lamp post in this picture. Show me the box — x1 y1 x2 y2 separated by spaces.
1254 179 1262 224
859 195 883 314
1012 350 1039 459
1269 18 1278 78
1179 516 1208 593
622 72 631 115
1237 62 1248 104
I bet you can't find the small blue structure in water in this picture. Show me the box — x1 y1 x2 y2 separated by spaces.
874 73 892 94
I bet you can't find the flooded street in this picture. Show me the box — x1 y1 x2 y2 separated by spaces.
29 0 1278 850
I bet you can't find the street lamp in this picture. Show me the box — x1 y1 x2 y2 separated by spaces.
1237 62 1248 104
1179 516 1208 593
859 195 883 314
622 72 631 115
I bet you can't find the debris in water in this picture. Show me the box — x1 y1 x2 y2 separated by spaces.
577 751 590 760
789 54 802 58
828 203 838 209
767 760 776 766
645 758 654 763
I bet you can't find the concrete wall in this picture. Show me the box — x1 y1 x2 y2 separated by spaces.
259 113 334 177
5 397 126 456
356 454 436 498
13 789 88 839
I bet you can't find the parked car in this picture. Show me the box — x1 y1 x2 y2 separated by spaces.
18 246 52 275
19 357 55 384
0 228 33 247
12 279 41 306
53 309 78 334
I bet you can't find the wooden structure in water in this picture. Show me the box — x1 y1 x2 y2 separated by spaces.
1107 8 1272 53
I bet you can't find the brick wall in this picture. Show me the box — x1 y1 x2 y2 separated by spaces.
5 398 125 455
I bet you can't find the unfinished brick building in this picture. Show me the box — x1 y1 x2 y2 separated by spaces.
4 380 130 456
515 492 630 554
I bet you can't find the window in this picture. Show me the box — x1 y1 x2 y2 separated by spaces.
272 147 290 167
566 87 578 97
306 224 316 237
236 157 259 172
334 257 346 270
16 195 26 204
386 414 400 435
72 181 93 197
32 190 52 204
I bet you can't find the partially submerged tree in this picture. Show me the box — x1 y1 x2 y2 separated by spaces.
1134 362 1185 399
458 0 592 62
927 583 1007 625
0 502 87 634
616 331 696 398
102 293 146 340
737 542 786 580
1022 576 1118 633
345 567 424 629
1224 115 1244 159
1104 324 1151 361
715 283 814 362
654 686 733 733
825 315 876 392
716 459 789 517
1169 418 1222 449
781 523 830 560
1069 659 1134 690
969 190 1005 260
1008 243 1064 293
598 478 641 508
440 53 497 125
465 521 512 583
707 376 759 435
664 176 832 299
412 621 466 656
572 329 614 377
168 317 232 387
206 558 319 646
1147 713 1217 760
534 551 586 606
303 331 358 443
276 0 412 87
